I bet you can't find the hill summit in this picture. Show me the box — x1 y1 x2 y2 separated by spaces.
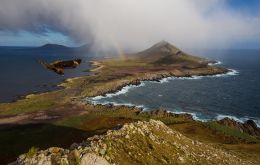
138 40 182 56
135 40 206 65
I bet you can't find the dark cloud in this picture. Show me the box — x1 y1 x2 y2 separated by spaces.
0 0 259 51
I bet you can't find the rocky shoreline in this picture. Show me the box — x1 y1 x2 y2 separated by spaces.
86 62 260 136
87 61 228 97
143 109 260 136
217 117 260 136
2 60 258 135
88 103 260 137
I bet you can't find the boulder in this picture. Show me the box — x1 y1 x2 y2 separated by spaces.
81 153 110 165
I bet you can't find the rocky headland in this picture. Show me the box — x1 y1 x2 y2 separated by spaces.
217 117 260 136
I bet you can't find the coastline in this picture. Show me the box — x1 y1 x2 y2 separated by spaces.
86 66 259 127
89 61 105 72
86 59 232 100
88 68 238 100
1 59 258 127
86 65 229 97
0 55 258 128
1 44 260 164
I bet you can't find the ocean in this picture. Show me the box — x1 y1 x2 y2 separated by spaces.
0 46 92 103
88 49 260 125
1 47 260 125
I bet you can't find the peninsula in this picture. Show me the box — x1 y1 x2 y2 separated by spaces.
0 41 259 164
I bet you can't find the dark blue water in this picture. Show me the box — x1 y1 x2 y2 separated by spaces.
89 50 260 125
0 47 92 103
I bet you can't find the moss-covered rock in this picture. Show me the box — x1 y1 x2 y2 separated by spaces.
14 120 253 165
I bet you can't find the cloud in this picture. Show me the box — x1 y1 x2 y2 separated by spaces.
0 0 259 51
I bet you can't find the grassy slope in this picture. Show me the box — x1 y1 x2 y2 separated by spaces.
2 107 259 164
91 120 253 165
1 103 259 164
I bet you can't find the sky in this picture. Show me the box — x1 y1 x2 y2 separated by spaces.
0 0 259 51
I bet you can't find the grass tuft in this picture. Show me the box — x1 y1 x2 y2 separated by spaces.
25 146 39 158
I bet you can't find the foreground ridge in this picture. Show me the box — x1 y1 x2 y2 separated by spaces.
13 120 252 165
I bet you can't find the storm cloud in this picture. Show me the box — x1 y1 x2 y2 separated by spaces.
0 0 259 51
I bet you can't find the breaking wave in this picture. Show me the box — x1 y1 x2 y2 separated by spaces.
88 68 239 102
154 69 239 83
90 82 145 100
86 67 250 125
208 60 223 66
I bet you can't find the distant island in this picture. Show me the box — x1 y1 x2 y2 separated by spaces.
37 43 72 50
35 43 91 52
0 41 259 164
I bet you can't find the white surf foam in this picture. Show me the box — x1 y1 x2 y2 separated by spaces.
164 112 260 126
208 60 223 66
216 114 244 123
255 120 260 127
215 61 223 65
90 82 145 101
156 75 202 83
158 78 170 83
108 82 145 97
88 99 148 111
156 69 239 83
211 69 239 77
91 95 105 101
89 68 239 102
87 67 241 123
88 97 260 126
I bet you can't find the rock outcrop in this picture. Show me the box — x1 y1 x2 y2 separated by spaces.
217 117 260 136
147 109 194 121
39 59 82 75
13 120 253 165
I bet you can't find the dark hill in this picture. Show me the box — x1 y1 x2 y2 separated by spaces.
34 43 92 54
138 40 181 56
36 44 73 50
136 41 206 65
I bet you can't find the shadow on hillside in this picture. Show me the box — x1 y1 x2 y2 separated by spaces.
0 123 104 164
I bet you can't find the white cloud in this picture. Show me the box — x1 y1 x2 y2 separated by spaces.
0 0 259 51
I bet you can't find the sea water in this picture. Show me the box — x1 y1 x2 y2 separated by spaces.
0 46 92 102
88 49 260 125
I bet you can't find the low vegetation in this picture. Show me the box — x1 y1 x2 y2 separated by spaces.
15 120 255 165
25 147 39 159
204 122 259 143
